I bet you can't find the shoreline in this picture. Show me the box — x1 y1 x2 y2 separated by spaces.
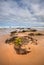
0 27 44 34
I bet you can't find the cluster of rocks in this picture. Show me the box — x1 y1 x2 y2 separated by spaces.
5 35 38 55
5 28 38 55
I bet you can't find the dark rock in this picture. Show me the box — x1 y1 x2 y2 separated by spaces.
14 47 30 55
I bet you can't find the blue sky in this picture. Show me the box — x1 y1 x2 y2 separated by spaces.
0 0 44 28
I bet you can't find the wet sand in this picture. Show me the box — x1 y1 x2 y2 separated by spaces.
0 31 44 65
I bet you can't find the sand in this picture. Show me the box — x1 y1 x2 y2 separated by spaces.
0 31 44 65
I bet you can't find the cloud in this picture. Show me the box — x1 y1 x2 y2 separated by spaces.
0 0 44 27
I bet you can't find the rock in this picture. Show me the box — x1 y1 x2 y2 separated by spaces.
14 47 30 55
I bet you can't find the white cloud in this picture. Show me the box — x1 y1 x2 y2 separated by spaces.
0 0 36 22
0 0 44 27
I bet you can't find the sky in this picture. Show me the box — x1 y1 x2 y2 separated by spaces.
0 0 44 28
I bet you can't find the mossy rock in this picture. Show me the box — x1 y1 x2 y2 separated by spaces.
13 37 22 46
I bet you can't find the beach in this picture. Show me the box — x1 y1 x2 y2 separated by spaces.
0 29 44 65
0 0 44 65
